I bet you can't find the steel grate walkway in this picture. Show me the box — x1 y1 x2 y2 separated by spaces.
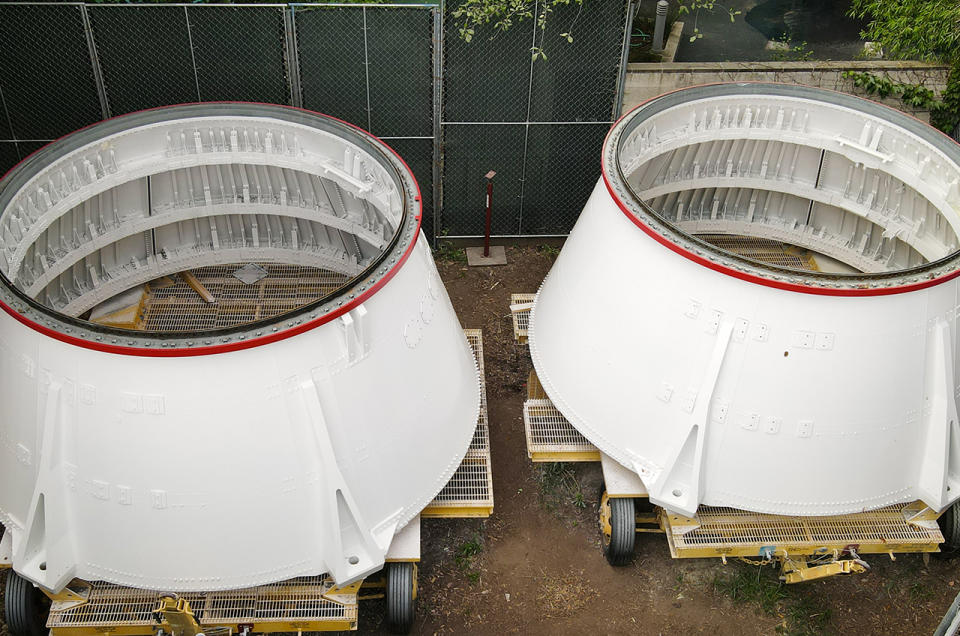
512 299 600 461
696 234 820 271
509 293 535 344
47 576 356 633
423 329 494 517
664 504 944 559
138 264 349 331
523 370 599 461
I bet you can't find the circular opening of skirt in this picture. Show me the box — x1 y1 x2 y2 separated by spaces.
0 104 421 351
606 83 960 291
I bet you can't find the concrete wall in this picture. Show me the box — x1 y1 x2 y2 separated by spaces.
623 61 950 122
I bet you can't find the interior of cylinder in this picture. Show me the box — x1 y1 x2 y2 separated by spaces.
617 94 960 275
0 111 406 333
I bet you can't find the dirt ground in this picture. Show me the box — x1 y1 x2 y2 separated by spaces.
1 246 958 636
402 245 960 635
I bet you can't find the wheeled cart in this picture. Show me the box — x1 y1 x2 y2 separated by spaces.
0 331 492 636
512 295 956 582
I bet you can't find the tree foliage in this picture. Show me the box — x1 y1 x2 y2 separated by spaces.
675 1 741 44
451 0 584 60
848 0 960 63
848 0 960 133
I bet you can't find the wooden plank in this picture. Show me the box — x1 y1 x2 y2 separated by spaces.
180 271 216 304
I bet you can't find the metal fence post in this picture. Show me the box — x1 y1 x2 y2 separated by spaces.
362 6 373 133
80 4 111 120
283 6 304 108
516 0 540 235
614 0 637 120
183 6 202 102
431 3 444 245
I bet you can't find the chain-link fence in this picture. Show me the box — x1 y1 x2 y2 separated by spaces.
440 0 634 237
0 1 439 235
0 1 633 241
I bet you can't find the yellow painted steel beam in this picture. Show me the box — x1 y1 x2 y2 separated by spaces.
322 580 363 605
154 596 202 636
667 542 941 560
421 505 494 518
781 559 868 583
51 618 359 636
529 450 602 462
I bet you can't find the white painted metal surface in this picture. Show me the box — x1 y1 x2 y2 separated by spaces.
0 104 480 593
530 83 960 519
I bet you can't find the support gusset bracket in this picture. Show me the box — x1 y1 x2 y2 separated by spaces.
917 320 960 512
13 381 78 592
902 500 940 530
647 321 734 518
301 374 392 585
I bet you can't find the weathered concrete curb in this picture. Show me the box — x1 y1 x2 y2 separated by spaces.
661 21 684 63
623 60 951 122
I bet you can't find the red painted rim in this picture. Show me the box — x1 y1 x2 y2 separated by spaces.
0 102 423 356
602 82 960 297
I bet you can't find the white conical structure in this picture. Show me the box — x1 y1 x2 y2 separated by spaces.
530 83 960 519
0 104 479 593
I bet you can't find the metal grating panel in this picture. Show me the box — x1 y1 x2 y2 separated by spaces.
697 234 820 271
422 329 494 517
667 504 944 557
510 292 535 343
139 264 348 331
47 576 354 629
523 370 599 460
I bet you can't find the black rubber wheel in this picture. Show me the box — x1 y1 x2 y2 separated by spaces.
384 562 415 634
937 500 960 558
601 494 636 566
4 570 50 636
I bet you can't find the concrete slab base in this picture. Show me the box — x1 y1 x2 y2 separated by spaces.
466 246 507 266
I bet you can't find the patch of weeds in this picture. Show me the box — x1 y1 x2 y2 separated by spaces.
572 491 586 509
909 581 932 602
712 564 787 615
455 534 483 584
713 565 835 635
434 241 467 263
779 595 833 636
537 462 587 514
770 35 814 61
538 244 561 258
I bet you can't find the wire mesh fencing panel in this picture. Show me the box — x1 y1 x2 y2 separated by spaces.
0 2 437 237
88 4 201 114
441 0 632 237
292 4 437 237
0 1 626 241
0 3 103 168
